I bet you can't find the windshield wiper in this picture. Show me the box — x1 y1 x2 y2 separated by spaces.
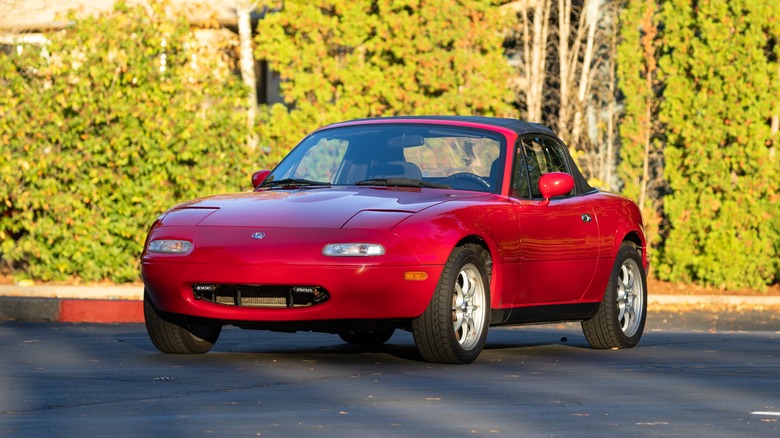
356 178 450 189
259 178 331 189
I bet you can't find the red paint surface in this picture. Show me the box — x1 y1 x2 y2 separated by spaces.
59 299 144 323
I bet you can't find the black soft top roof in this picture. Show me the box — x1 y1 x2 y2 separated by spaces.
332 115 555 136
324 116 594 195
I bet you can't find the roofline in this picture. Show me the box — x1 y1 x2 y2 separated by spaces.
320 116 556 137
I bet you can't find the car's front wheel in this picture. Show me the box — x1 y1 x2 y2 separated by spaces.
412 244 490 364
144 291 222 354
581 242 647 349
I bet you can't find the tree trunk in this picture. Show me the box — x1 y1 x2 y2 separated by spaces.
519 0 551 122
237 0 258 151
558 0 571 140
570 0 598 146
602 2 619 191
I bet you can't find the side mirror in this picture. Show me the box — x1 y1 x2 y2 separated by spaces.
538 172 574 200
251 170 271 189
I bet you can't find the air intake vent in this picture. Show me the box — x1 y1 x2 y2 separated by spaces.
191 284 329 308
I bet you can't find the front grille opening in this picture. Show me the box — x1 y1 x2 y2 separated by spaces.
192 284 329 308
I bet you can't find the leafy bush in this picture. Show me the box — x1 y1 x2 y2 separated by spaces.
253 0 515 154
0 1 261 282
655 0 780 290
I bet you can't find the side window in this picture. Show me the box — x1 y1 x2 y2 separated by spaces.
511 140 533 199
511 135 571 199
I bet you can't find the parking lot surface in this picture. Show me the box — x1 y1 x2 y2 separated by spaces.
1 313 778 437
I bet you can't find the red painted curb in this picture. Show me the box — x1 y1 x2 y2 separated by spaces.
59 299 144 323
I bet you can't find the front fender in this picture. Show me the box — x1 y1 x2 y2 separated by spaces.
390 197 519 265
390 197 520 311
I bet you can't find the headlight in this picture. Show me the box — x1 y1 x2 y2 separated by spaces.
147 240 193 254
322 243 385 257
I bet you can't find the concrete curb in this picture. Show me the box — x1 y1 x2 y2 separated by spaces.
1 284 779 323
648 295 780 306
0 285 143 300
0 285 144 323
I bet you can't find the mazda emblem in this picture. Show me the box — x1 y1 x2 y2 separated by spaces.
251 232 266 240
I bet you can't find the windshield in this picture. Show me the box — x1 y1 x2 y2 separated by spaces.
263 124 505 193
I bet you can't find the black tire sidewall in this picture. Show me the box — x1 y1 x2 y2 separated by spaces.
603 244 647 347
144 291 220 354
414 245 491 364
449 250 491 358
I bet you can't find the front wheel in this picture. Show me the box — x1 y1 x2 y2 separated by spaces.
581 243 647 349
412 244 490 364
144 291 222 354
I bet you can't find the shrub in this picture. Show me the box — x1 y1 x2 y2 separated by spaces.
254 0 515 154
0 1 260 282
656 0 780 290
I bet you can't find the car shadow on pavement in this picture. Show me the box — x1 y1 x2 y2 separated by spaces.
114 309 780 365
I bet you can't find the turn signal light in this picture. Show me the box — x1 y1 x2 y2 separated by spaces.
404 271 428 281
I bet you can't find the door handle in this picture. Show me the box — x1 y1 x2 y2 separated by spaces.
581 214 592 223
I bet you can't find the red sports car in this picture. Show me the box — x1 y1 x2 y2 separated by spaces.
141 116 648 364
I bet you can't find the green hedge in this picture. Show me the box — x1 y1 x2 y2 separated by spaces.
618 0 780 290
656 0 780 290
0 1 260 282
4 0 779 291
253 0 515 153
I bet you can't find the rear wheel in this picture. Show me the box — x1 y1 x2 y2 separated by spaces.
338 329 395 346
144 291 221 354
412 244 490 364
581 243 647 349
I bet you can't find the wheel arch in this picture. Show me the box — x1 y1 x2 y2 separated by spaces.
620 231 648 273
456 234 490 254
455 235 493 274
454 235 502 310
622 232 642 250
594 192 647 271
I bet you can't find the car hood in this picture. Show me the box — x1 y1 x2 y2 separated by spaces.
161 187 484 229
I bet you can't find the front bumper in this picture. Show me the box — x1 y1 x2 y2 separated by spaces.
142 260 443 323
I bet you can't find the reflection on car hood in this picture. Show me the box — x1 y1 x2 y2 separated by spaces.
171 187 483 228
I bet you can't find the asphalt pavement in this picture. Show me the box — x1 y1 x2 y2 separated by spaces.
1 321 779 437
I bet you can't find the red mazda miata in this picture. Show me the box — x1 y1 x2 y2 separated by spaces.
141 116 648 364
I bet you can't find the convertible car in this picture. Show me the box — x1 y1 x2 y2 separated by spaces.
141 116 648 364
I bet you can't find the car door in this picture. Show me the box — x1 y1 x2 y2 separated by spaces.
509 135 600 304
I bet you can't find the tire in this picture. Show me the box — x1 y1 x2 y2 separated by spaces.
412 244 490 364
338 329 395 346
582 243 647 349
144 291 221 354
